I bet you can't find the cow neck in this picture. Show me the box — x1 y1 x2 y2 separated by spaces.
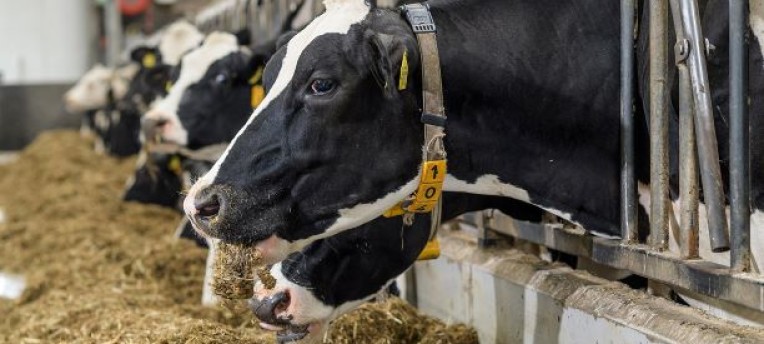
383 2 447 260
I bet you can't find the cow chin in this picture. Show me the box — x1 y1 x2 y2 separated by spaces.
251 264 355 342
254 235 297 264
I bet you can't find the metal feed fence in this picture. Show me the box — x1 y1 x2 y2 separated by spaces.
193 0 764 313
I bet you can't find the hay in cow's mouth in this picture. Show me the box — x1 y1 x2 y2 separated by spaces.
212 241 278 300
0 130 478 343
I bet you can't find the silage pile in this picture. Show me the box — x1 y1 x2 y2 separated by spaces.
0 131 477 344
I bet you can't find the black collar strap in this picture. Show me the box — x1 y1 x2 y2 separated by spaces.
384 2 446 260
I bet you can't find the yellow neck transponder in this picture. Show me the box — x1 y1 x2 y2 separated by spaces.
384 160 446 217
384 159 446 261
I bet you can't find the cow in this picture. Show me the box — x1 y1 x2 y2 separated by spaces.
177 0 764 339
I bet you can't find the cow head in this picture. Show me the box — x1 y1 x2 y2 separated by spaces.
64 63 137 114
143 32 269 149
251 214 431 342
123 151 183 208
185 1 422 263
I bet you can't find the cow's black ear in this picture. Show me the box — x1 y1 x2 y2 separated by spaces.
234 28 252 46
276 30 298 50
130 46 162 67
366 30 419 97
244 53 270 85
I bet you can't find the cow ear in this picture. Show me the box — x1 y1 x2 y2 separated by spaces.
234 28 252 46
275 30 298 50
367 31 418 97
130 46 162 69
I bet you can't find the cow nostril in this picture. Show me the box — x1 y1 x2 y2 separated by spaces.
195 193 220 217
274 290 290 316
249 290 292 325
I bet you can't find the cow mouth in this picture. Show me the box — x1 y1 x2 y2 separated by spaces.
258 322 311 343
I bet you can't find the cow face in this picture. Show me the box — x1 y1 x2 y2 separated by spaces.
143 32 265 149
185 1 422 262
123 151 183 208
64 64 137 114
250 214 431 342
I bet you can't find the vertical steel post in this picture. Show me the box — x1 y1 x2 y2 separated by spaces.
670 0 700 259
678 67 700 258
730 0 750 271
679 0 730 252
621 0 638 243
104 0 123 67
650 0 670 250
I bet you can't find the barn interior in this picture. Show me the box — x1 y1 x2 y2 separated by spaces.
1 0 764 343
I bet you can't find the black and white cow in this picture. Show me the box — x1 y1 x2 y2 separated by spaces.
179 0 764 339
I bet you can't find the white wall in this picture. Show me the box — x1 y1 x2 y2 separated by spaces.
0 0 93 85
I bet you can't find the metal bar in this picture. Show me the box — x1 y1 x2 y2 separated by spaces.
103 0 123 67
621 0 638 244
669 0 701 259
679 0 730 252
483 214 764 312
649 0 670 250
730 0 751 272
678 65 700 259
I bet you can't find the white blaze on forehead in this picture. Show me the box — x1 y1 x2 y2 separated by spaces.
189 0 371 194
146 32 240 146
159 20 204 66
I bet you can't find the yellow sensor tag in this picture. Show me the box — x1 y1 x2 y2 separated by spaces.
398 50 409 91
142 53 157 69
417 238 440 260
251 85 265 108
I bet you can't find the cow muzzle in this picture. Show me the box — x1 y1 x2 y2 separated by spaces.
249 291 315 343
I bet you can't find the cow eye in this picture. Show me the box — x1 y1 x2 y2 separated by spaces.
310 79 335 95
213 73 230 86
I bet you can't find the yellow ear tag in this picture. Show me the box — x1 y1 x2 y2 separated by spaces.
398 50 409 91
248 66 264 85
167 155 182 176
417 238 440 260
165 81 173 92
251 85 265 108
142 53 157 69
